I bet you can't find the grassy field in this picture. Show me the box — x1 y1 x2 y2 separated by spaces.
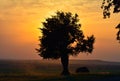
0 60 120 81
0 73 120 81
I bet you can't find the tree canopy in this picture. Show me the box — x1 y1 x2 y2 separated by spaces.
101 0 120 18
116 23 120 43
37 11 95 59
101 0 120 43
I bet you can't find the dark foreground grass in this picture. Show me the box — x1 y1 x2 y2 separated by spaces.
0 73 120 81
0 60 120 81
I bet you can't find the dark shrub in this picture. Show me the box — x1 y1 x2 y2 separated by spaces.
76 67 90 73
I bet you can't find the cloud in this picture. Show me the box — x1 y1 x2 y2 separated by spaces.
0 0 47 19
0 0 103 26
0 0 101 16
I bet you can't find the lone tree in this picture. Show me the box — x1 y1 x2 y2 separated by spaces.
36 11 95 75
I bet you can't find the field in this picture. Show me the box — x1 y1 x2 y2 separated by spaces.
0 60 120 81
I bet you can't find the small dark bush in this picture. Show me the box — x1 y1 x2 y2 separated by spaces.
76 67 90 73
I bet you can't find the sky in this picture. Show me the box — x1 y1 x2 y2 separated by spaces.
0 0 120 62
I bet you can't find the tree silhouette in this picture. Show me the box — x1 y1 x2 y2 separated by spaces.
101 0 120 19
101 0 120 42
36 11 95 75
116 23 120 43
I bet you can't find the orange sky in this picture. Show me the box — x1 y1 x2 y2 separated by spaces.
0 0 120 61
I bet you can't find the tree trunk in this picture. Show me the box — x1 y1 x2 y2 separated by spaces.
61 54 70 75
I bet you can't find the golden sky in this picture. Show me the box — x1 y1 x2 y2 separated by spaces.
0 0 120 61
